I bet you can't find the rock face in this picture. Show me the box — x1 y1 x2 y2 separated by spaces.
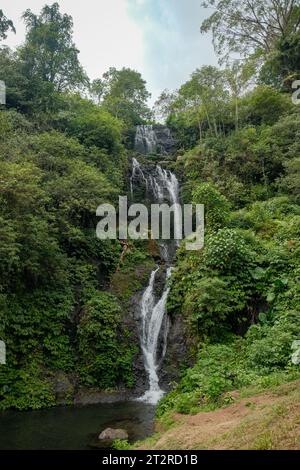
160 312 192 391
154 125 177 155
129 157 189 396
98 428 129 441
74 389 133 406
53 372 75 405
122 289 150 396
135 125 176 156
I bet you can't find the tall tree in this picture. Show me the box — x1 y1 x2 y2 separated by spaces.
20 3 87 92
153 89 178 123
0 9 15 41
100 67 151 126
178 66 229 139
260 29 300 87
225 59 257 129
201 0 300 60
90 78 105 105
0 48 31 110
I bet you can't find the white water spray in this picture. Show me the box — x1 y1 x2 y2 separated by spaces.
156 165 181 246
135 125 157 155
130 157 147 197
138 268 172 405
131 158 181 404
131 124 181 404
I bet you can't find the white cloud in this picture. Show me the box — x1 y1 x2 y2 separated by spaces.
0 1 145 79
127 0 217 102
0 0 217 105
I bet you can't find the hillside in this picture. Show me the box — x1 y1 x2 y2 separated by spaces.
135 379 300 450
0 1 300 453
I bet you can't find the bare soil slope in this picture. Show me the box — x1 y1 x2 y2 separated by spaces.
135 380 300 450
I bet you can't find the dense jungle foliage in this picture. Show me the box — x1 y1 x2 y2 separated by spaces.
155 0 300 416
0 3 153 410
0 1 299 413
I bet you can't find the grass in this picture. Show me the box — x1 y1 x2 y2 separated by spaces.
217 382 300 450
132 378 300 450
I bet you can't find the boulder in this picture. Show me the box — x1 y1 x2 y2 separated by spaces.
98 428 129 441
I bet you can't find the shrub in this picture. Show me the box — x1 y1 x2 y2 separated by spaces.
192 183 230 229
78 291 136 388
0 359 56 411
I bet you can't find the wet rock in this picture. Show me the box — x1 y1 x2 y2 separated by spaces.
135 125 177 156
74 388 133 406
119 288 149 397
53 372 75 405
98 428 129 441
154 125 177 155
159 313 192 390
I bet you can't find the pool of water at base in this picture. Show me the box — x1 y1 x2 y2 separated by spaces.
0 401 156 450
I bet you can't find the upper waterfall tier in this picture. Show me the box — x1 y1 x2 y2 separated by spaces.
130 158 181 263
134 124 176 156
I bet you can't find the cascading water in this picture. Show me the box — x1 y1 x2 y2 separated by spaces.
131 153 181 404
138 268 172 404
135 124 176 156
135 125 157 155
155 165 182 247
130 157 147 197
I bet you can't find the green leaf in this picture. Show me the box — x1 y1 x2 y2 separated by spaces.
267 292 276 303
251 267 266 280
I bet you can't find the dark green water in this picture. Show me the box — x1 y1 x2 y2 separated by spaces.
0 402 155 450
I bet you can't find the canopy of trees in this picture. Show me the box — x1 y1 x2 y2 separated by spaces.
0 3 152 410
201 0 300 60
91 67 152 127
21 3 87 92
0 1 299 421
155 0 300 421
0 9 15 40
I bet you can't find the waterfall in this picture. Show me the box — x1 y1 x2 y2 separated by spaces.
134 124 176 156
130 157 147 197
155 165 181 246
131 159 181 240
135 125 157 155
131 155 181 404
138 268 172 405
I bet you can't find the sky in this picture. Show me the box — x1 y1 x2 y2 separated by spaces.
0 0 217 104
